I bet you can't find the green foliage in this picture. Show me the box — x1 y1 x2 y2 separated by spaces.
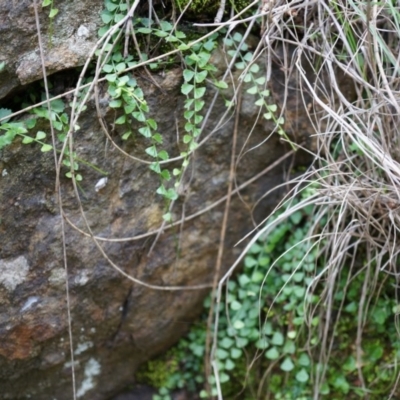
42 0 59 45
0 97 105 181
42 0 58 19
98 16 186 214
224 31 295 150
137 188 400 399
96 1 291 220
1 0 287 211
97 5 227 220
1 101 61 163
176 35 219 188
2 1 398 398
136 349 180 389
175 0 218 13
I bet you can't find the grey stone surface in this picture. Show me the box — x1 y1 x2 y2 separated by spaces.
0 3 335 399
0 61 314 398
0 0 102 99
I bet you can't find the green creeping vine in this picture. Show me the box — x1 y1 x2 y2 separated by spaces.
0 97 104 181
98 17 187 219
138 190 323 400
97 1 290 221
0 103 58 153
98 3 227 220
177 34 221 181
224 31 296 150
42 0 59 46
138 187 400 399
42 0 58 19
0 0 286 206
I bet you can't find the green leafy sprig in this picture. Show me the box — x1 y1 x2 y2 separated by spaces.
224 32 296 150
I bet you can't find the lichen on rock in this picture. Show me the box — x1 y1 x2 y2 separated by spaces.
0 255 29 291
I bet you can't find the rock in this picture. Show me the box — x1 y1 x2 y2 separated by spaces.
111 386 195 400
0 58 315 398
0 3 348 399
0 0 102 99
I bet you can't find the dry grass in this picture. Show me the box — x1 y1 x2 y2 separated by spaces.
211 1 400 398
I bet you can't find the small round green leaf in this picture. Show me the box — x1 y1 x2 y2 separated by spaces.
235 337 248 348
287 331 297 339
255 338 268 349
195 70 208 84
280 357 295 372
220 337 234 349
246 86 258 95
238 274 251 287
230 348 242 359
181 83 194 95
214 80 228 89
230 300 241 311
194 100 205 112
49 7 58 18
36 131 46 140
22 136 34 144
183 69 195 82
194 87 206 99
233 320 244 330
41 144 52 152
216 348 229 360
145 145 157 158
115 115 126 124
183 134 192 144
298 353 310 367
265 347 279 360
225 358 235 370
271 331 284 346
295 368 309 383
109 99 121 108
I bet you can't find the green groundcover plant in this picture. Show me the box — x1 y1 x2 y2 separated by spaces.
137 187 400 399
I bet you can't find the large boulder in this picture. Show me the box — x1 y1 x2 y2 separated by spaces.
0 3 334 400
0 63 313 399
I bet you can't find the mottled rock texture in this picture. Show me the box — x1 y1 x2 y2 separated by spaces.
0 0 102 99
0 2 337 400
0 65 311 399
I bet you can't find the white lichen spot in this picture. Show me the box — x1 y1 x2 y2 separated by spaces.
21 296 39 312
48 268 67 286
75 270 89 286
64 360 80 369
76 358 101 398
95 177 108 192
74 341 93 355
77 25 90 38
0 256 29 291
2 169 8 177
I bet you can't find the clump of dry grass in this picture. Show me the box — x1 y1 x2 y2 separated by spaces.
213 0 400 397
